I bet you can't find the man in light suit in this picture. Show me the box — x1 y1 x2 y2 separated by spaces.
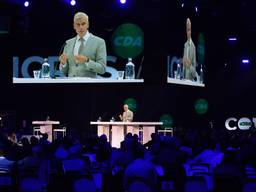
119 104 133 122
59 12 106 77
183 18 197 80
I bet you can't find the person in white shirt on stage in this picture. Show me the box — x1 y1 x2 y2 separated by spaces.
59 12 106 77
182 18 198 80
119 104 133 122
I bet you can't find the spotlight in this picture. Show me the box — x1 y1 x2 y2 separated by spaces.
195 6 199 12
120 0 126 4
242 59 250 64
70 0 76 6
228 37 237 41
24 1 30 7
181 3 185 8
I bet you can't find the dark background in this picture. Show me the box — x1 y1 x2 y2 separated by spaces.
0 0 256 137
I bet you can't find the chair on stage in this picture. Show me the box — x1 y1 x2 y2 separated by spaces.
33 126 41 136
157 127 173 137
53 126 67 140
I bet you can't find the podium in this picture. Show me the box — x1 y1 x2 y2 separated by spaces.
32 121 60 142
90 121 163 148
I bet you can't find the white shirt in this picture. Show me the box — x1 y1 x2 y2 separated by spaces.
73 31 91 55
60 31 90 69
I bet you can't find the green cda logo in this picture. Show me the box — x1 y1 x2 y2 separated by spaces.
112 23 144 58
195 98 208 114
160 114 173 128
124 98 137 112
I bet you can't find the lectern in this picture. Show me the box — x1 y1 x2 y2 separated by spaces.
90 121 163 148
32 121 60 142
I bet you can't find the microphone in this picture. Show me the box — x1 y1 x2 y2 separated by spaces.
58 42 66 57
56 42 66 71
110 113 122 122
136 55 144 79
98 112 108 121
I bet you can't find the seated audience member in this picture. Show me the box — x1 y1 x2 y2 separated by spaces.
95 134 112 161
124 148 158 191
193 139 224 171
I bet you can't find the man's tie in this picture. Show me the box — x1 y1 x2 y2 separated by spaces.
78 38 85 55
186 41 190 59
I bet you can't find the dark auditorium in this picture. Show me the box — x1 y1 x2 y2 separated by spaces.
1 0 256 191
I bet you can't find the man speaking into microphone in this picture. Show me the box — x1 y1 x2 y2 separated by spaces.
59 12 106 77
119 104 133 122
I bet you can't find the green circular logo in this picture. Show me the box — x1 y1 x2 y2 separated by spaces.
159 114 173 128
194 98 208 114
112 23 144 59
124 98 137 112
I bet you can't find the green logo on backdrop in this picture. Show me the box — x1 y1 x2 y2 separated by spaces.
124 98 137 112
194 98 208 114
160 114 173 128
112 23 144 58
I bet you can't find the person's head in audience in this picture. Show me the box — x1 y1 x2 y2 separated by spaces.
133 134 139 142
42 133 48 140
99 134 108 143
222 150 238 164
150 133 156 140
30 136 39 146
40 133 50 145
125 133 133 140
8 131 17 144
134 146 145 159
151 133 161 142
21 137 30 147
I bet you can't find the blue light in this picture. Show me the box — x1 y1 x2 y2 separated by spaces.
120 0 126 4
228 37 237 41
195 6 199 12
70 0 76 6
242 59 250 64
24 1 29 7
181 3 184 8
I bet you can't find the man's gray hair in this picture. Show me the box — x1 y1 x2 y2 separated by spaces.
74 12 89 22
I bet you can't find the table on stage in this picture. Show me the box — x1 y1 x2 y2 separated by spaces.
32 121 60 142
90 121 163 148
13 78 144 84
